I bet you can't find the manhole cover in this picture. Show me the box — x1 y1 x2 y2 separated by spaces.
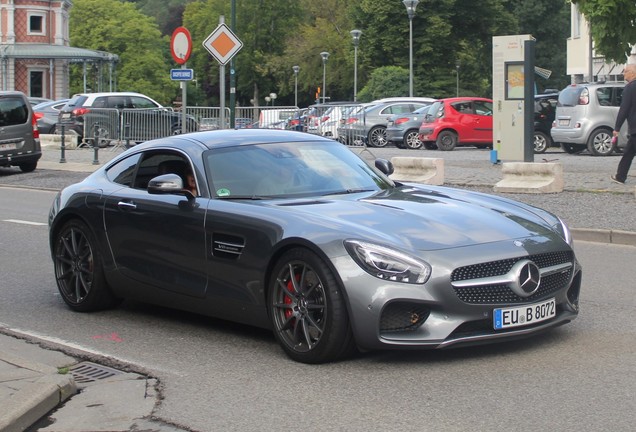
70 361 124 384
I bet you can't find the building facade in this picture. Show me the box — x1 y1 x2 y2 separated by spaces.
566 3 634 84
0 0 117 99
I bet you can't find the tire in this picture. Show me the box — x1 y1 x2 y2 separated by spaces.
18 162 37 173
423 142 438 150
560 143 585 154
87 126 110 148
171 125 182 135
268 248 355 364
367 126 388 147
53 219 120 312
534 131 550 154
587 128 615 156
436 130 458 151
403 129 423 149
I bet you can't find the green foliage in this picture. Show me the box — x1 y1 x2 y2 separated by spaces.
69 0 176 104
356 66 409 102
572 0 636 64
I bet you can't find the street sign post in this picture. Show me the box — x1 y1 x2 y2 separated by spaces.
203 20 243 129
170 69 194 81
171 27 192 134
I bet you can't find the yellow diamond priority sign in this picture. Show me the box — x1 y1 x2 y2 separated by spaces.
203 23 243 65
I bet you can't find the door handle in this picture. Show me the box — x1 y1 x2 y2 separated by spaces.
117 201 137 210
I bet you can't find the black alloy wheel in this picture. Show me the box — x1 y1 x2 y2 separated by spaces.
268 248 355 364
53 220 119 312
533 131 550 153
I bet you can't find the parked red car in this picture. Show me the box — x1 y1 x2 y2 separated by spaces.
418 97 493 151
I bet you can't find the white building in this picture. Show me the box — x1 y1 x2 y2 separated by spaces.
566 3 633 83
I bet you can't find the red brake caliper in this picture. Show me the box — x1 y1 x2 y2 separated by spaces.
284 273 300 320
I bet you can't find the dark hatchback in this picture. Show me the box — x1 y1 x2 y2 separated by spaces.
534 93 559 153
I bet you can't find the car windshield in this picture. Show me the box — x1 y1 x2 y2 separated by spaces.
206 140 394 198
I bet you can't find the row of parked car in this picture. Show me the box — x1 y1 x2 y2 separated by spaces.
297 80 628 156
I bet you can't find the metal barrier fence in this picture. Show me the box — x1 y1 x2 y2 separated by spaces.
74 104 375 150
82 107 199 146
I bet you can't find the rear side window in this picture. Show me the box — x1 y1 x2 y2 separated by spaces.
557 86 584 107
65 95 88 109
596 87 614 106
0 97 29 126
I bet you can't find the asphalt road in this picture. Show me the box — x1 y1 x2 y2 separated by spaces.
1 187 635 431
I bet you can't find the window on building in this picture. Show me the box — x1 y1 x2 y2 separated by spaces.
28 13 46 35
30 71 44 97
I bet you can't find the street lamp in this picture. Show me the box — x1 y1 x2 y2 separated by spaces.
320 51 329 103
269 92 277 106
350 30 362 101
265 96 271 106
292 65 300 107
403 0 419 97
455 61 460 97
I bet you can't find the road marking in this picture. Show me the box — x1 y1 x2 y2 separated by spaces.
2 219 47 226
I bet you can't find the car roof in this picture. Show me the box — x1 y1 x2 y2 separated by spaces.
72 91 152 97
372 96 436 103
135 129 334 152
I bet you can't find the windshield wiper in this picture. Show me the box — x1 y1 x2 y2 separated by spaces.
216 195 268 200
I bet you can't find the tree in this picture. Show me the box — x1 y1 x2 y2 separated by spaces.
69 0 176 104
356 66 409 102
572 0 636 64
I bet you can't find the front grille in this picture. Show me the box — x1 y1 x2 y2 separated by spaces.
380 302 430 333
451 251 574 305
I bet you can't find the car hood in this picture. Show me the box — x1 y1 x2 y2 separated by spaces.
270 186 561 251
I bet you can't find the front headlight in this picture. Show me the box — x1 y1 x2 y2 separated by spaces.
553 217 573 245
344 240 431 284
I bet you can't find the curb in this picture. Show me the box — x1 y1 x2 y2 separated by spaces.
571 228 636 247
0 350 77 432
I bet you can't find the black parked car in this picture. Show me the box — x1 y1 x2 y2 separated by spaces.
534 93 558 153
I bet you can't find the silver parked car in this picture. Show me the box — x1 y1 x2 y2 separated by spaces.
386 104 436 149
551 82 627 156
49 129 581 364
338 98 435 147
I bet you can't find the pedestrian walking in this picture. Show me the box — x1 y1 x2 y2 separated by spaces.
611 64 636 184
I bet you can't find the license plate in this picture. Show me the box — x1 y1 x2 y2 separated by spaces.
558 119 569 126
388 121 394 126
61 113 71 119
493 298 556 330
0 143 17 150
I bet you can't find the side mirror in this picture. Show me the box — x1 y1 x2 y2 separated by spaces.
148 174 196 205
375 159 394 176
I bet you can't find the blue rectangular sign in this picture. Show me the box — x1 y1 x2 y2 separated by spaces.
171 69 193 80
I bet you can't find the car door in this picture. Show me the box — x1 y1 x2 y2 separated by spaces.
103 150 208 298
452 100 492 143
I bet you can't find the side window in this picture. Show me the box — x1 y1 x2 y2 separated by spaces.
134 151 195 193
452 102 472 114
596 87 612 106
474 101 493 116
614 88 624 107
130 96 159 109
92 97 108 108
106 153 142 186
108 97 127 109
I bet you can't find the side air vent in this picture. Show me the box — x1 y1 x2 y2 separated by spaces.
212 233 245 259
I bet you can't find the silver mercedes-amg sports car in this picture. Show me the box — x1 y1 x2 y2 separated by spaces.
49 129 581 363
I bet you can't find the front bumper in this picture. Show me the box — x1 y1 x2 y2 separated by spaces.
333 239 581 352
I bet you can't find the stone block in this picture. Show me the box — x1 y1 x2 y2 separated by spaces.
494 162 563 193
389 157 444 185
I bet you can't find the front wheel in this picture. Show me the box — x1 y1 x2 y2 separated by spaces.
436 130 458 151
368 126 388 147
268 248 355 364
53 219 120 312
534 131 550 153
404 130 423 149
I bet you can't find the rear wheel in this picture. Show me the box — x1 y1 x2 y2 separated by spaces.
436 130 458 151
18 162 37 173
268 248 355 364
368 126 388 147
404 129 423 149
587 128 615 156
534 131 550 153
53 219 120 312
